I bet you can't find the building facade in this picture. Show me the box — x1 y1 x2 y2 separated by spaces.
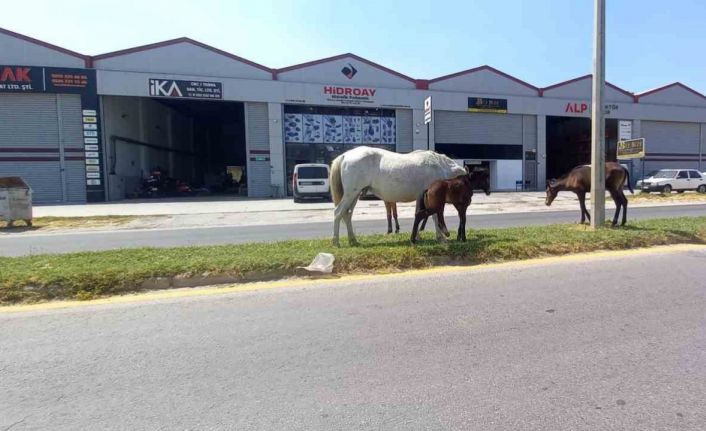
2 27 706 203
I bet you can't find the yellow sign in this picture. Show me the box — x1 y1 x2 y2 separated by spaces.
617 138 645 159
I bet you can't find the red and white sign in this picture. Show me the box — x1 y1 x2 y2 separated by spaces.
564 102 620 115
0 67 31 82
323 86 377 105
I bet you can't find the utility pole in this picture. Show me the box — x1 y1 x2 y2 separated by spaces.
590 0 606 228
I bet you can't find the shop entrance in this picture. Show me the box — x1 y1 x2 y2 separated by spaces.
283 105 397 195
546 116 617 180
103 96 247 200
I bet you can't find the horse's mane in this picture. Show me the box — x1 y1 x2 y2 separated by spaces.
412 150 459 169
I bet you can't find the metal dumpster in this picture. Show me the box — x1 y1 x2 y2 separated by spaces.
0 177 33 227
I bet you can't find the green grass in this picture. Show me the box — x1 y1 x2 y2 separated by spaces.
1 216 705 305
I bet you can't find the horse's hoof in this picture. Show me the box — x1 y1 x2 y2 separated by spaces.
332 240 340 247
349 240 360 246
386 230 392 235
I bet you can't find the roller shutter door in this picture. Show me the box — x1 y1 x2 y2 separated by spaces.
245 102 271 198
435 111 523 145
642 121 701 171
0 94 62 203
642 121 700 154
0 93 85 203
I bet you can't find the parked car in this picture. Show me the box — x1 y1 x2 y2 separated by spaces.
639 169 706 194
292 163 331 202
635 170 659 189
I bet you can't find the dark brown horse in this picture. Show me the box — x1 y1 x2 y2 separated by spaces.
384 201 399 234
411 169 491 243
545 162 634 226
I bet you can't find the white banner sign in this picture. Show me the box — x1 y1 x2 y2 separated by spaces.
619 120 632 141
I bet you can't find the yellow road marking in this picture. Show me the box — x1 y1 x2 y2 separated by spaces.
2 244 704 314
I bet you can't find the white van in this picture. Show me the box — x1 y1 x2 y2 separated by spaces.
292 163 331 202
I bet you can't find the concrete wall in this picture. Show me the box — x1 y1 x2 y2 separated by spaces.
276 56 415 89
542 77 634 103
494 160 523 190
244 102 271 198
0 31 85 68
96 68 706 125
638 85 706 108
267 102 285 197
94 42 271 80
429 68 538 97
412 109 433 150
395 109 413 152
536 115 547 187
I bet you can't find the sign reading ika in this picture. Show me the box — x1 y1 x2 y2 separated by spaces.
323 86 377 105
149 79 222 99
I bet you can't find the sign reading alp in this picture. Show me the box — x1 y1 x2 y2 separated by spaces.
424 96 432 124
617 138 645 160
564 102 620 115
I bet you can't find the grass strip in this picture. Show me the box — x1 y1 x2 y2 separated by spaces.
1 216 705 305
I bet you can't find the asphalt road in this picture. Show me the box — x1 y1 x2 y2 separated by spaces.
1 204 705 256
2 246 705 430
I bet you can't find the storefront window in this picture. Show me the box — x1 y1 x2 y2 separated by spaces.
284 105 396 195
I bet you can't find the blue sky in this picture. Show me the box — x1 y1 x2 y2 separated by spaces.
3 0 705 94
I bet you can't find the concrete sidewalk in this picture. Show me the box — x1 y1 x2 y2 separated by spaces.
24 192 705 232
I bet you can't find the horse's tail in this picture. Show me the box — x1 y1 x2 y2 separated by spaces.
623 166 634 194
330 154 345 205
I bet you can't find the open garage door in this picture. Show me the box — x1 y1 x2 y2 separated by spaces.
546 117 618 180
102 96 247 200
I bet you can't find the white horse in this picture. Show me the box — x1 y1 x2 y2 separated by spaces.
329 146 466 246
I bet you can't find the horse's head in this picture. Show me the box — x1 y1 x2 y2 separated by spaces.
468 169 491 196
545 179 559 206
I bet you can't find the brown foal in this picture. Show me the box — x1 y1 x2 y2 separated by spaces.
384 201 400 234
411 169 490 243
545 162 634 226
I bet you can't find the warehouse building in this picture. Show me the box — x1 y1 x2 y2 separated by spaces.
2 27 706 203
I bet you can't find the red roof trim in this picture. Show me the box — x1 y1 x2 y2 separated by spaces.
635 82 706 102
92 37 272 73
274 53 416 83
541 74 636 101
427 65 540 94
0 27 89 66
